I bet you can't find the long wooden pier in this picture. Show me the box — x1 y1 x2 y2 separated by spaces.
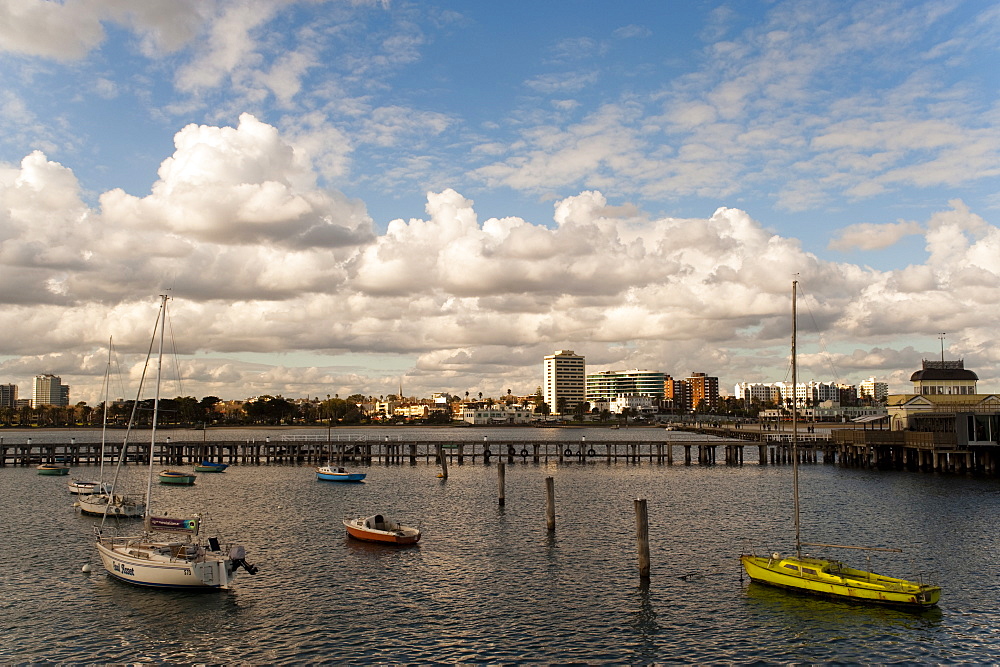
1 435 819 467
4 428 997 475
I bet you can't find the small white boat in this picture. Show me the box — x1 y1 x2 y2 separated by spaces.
69 479 110 495
76 492 145 518
316 466 366 482
344 514 420 545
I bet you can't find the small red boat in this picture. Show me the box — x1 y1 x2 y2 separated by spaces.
344 514 421 545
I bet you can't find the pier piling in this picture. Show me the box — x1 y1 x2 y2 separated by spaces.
545 476 555 532
498 462 506 506
634 498 651 579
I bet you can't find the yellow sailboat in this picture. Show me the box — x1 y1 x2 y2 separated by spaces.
740 281 940 609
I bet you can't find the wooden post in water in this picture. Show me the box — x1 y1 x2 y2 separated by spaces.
545 476 555 531
498 462 506 506
437 443 448 479
634 498 651 579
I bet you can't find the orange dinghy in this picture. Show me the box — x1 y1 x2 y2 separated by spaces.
344 514 421 545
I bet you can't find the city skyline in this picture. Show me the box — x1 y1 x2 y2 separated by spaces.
1 1 998 406
0 355 956 410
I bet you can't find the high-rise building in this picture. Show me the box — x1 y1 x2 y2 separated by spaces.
32 374 70 408
684 372 719 412
858 377 889 403
586 369 665 402
0 384 17 409
543 350 585 415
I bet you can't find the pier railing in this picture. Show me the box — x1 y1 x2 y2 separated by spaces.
2 429 994 475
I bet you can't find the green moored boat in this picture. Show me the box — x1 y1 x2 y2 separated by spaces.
159 470 197 485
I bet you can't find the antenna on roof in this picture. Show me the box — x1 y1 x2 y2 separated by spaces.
938 333 946 363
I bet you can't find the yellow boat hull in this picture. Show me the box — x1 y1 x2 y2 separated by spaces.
741 554 940 608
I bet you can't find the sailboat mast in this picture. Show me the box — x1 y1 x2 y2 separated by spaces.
792 280 801 559
99 337 111 486
144 295 168 511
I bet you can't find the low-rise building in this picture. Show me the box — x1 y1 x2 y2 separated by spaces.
461 405 535 425
590 394 657 417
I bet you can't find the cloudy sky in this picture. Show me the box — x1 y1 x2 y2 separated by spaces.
1 0 998 406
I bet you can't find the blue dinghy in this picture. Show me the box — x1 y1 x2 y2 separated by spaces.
316 465 366 482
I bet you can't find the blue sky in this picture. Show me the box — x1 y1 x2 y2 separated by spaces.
1 0 999 405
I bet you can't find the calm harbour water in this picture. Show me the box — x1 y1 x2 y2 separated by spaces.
4 427 1000 663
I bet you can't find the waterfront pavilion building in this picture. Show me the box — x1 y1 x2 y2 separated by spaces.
543 350 586 415
911 359 978 395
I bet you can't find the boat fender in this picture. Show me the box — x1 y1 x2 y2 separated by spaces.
520 448 528 457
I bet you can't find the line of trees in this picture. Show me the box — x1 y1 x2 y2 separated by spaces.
0 394 376 428
1 389 872 429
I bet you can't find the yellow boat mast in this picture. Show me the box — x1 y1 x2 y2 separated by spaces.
792 279 801 560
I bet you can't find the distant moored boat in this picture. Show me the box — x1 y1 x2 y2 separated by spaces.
159 470 197 485
316 465 366 482
194 461 229 473
344 514 420 544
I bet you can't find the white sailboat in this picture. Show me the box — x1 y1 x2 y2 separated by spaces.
740 280 940 608
68 479 110 495
95 295 257 589
75 338 145 518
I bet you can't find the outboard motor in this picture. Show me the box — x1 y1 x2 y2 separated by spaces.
229 544 258 575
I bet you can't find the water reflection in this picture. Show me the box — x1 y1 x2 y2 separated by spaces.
4 457 999 663
744 580 944 626
344 535 422 559
631 579 660 636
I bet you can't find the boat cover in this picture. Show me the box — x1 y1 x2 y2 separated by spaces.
147 515 200 535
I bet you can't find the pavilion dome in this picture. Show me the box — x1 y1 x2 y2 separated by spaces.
910 359 978 382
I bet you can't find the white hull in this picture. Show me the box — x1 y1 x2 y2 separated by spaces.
77 493 145 518
69 480 110 495
96 537 238 590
